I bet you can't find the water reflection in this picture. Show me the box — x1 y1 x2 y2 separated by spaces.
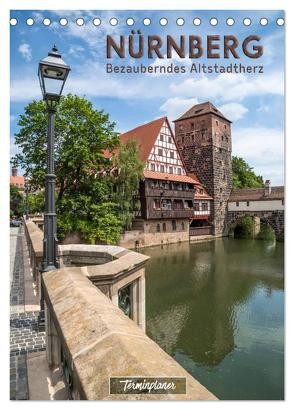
142 238 284 399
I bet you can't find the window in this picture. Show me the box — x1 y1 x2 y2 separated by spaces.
168 137 172 143
177 168 182 175
181 222 185 230
150 163 155 171
179 125 183 131
160 134 164 142
221 135 224 141
202 202 208 211
190 122 194 130
162 199 172 210
226 137 229 142
160 165 165 172
246 201 250 207
172 220 177 231
170 151 174 159
174 200 184 210
158 148 163 156
282 199 284 206
224 124 227 129
220 188 223 193
182 136 185 143
156 223 161 232
163 222 166 232
169 166 173 174
216 120 219 126
236 201 239 207
153 199 160 209
195 202 200 211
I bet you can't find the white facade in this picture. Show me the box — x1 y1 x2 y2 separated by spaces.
147 120 186 175
228 199 284 212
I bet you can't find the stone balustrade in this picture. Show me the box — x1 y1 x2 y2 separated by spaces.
23 219 43 295
42 267 217 400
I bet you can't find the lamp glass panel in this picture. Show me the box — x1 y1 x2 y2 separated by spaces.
43 76 64 95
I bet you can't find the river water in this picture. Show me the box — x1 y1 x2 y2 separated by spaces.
141 238 284 400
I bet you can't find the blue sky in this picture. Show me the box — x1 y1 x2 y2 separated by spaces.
10 10 284 184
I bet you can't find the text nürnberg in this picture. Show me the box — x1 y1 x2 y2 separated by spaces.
105 32 264 74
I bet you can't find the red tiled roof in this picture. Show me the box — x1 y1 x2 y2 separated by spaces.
229 186 284 202
174 101 231 123
10 176 25 187
119 117 166 161
194 184 213 200
143 170 199 184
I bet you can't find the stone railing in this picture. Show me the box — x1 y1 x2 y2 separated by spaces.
23 219 43 294
59 244 148 330
42 267 217 400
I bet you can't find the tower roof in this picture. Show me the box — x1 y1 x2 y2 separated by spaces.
173 101 232 123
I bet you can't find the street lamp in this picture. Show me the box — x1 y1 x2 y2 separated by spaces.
38 46 70 272
24 181 31 220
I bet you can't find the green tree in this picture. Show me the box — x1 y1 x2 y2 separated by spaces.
232 156 264 189
28 191 45 214
112 139 144 230
12 95 122 244
10 184 24 217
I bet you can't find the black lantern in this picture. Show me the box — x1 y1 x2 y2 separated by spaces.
38 45 70 104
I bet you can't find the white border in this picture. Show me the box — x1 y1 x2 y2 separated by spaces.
1 1 293 409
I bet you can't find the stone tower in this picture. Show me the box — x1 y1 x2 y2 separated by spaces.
174 102 232 235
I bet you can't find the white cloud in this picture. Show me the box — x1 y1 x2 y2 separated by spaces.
233 126 284 185
170 71 284 102
18 43 32 62
218 103 248 122
160 97 199 121
67 45 85 58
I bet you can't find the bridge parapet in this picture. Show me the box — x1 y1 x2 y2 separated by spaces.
42 266 217 400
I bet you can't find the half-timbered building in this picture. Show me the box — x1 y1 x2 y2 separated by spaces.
118 116 212 247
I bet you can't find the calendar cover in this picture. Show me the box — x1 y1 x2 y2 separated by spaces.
9 10 284 401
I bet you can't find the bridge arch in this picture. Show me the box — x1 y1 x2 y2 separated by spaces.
226 211 284 241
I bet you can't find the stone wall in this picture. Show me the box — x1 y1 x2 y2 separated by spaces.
120 219 190 249
42 267 217 400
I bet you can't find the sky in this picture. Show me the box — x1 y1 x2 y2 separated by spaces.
10 10 285 185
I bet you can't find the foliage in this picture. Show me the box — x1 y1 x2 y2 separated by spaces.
12 95 143 244
112 139 144 230
234 216 255 239
10 184 23 217
232 156 264 189
256 223 276 241
28 191 45 214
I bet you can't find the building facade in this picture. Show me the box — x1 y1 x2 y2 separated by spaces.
174 102 232 235
118 117 212 247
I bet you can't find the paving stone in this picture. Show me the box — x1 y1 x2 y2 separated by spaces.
10 226 46 400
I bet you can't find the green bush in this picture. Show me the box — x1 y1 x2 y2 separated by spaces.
234 216 255 239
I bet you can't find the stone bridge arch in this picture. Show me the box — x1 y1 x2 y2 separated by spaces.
226 210 284 241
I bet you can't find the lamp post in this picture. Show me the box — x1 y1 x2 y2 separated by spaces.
24 182 31 220
38 45 70 272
